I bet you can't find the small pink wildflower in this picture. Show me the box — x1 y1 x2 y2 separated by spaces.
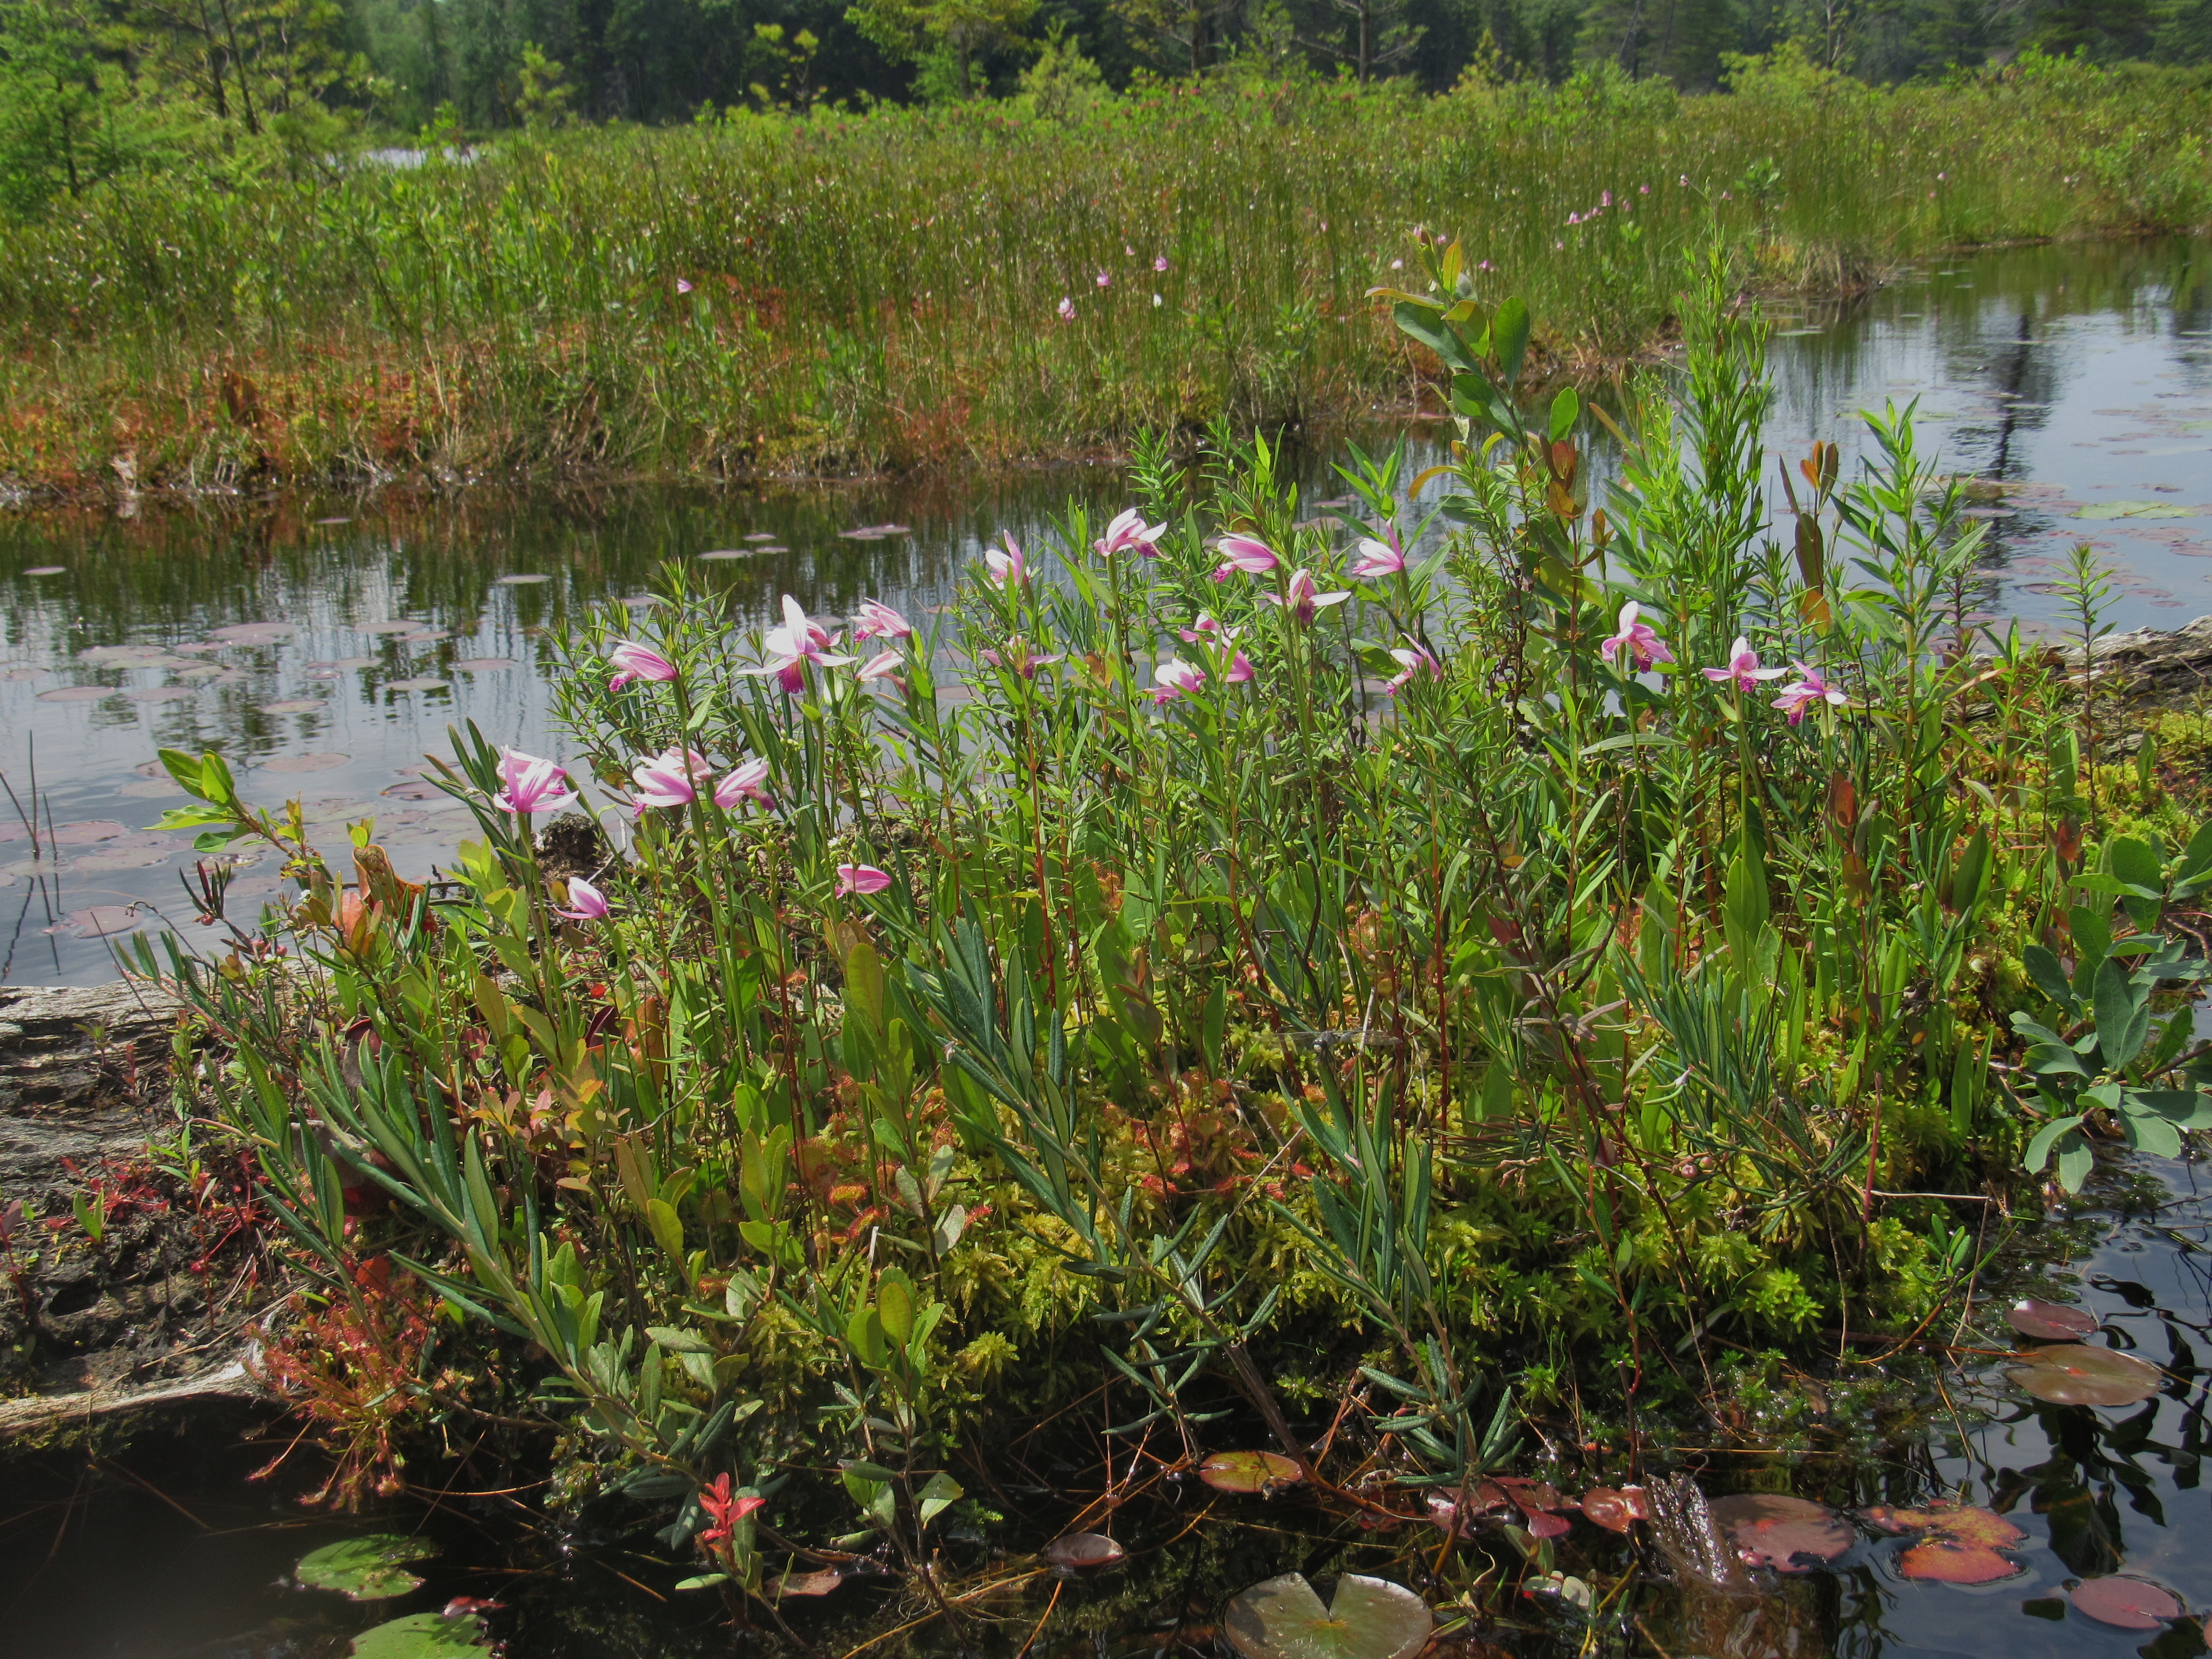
836 864 892 897
1599 601 1672 672
1699 637 1785 694
1772 665 1848 725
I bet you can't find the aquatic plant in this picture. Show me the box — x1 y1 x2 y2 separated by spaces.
126 248 2212 1631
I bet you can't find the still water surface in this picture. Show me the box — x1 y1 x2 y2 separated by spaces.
0 236 2206 985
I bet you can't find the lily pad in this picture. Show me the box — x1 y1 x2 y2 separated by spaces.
1199 1451 1304 1494
2005 1298 2097 1340
2008 1344 2163 1406
1224 1574 1432 1659
1861 1502 2023 1548
1045 1532 1128 1570
78 645 171 664
23 565 65 575
696 549 753 561
38 685 114 702
1898 1538 2023 1584
388 678 450 693
52 819 128 843
349 1611 487 1657
48 905 147 938
1708 1493 1853 1572
2071 501 2196 520
493 573 552 585
261 699 328 714
0 666 48 680
363 621 426 634
744 532 780 541
2071 1576 2184 1629
382 779 446 801
261 752 351 773
297 1533 438 1600
209 622 297 643
450 657 517 671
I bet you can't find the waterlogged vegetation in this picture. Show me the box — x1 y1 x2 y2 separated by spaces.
3 53 2211 492
99 251 2212 1653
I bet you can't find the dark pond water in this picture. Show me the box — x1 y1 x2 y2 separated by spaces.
0 236 2208 984
0 1148 2205 1659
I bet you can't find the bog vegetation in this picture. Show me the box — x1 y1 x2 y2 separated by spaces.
129 253 2212 1625
0 51 2207 493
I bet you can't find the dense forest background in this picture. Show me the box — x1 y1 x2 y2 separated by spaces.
0 0 2203 218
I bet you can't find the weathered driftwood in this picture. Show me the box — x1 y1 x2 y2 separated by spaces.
0 978 180 1201
0 1347 266 1437
2063 614 2212 705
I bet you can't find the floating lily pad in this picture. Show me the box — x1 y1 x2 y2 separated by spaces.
493 573 552 585
1898 1538 2023 1584
2071 501 2196 521
78 644 171 664
75 846 179 871
262 752 351 774
209 622 297 643
1199 1451 1304 1494
1708 1494 1853 1572
449 657 517 671
4 856 67 878
400 628 450 643
170 641 223 654
172 664 227 680
744 532 779 542
2008 1344 2163 1406
382 779 445 801
48 905 148 938
297 1533 438 1600
23 565 65 575
2005 1298 2098 1340
388 678 450 693
1045 1532 1128 1570
52 819 127 844
2071 1576 2184 1629
1224 1573 1431 1659
38 685 114 702
1861 1502 2022 1548
349 1611 487 1657
0 666 48 680
696 549 753 561
261 699 328 714
363 621 425 634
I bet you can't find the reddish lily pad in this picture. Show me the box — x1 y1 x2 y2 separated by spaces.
388 678 450 693
1708 1493 1853 1573
1579 1487 1643 1534
2008 1344 2163 1406
2071 1576 2184 1629
1199 1451 1303 1494
1898 1539 2022 1584
78 645 171 663
1860 1502 2024 1548
38 685 114 702
261 752 351 773
1044 1532 1127 1570
51 819 128 844
2005 1298 2098 1340
1224 1573 1431 1659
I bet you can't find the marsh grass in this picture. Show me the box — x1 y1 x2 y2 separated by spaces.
4 55 2210 493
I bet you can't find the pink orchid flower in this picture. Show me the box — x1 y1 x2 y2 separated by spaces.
1056 297 1075 323
836 864 892 897
607 639 679 689
857 649 904 684
981 638 1064 679
1700 637 1786 694
1149 659 1207 705
629 746 711 813
1262 568 1352 626
1772 665 1848 725
1384 640 1442 694
1212 535 1280 581
713 758 775 811
1225 649 1256 684
1599 601 1673 672
985 533 1027 588
1350 534 1406 579
554 876 609 923
1154 255 1169 272
852 598 913 641
1178 612 1233 643
1094 508 1167 561
493 747 577 817
744 594 853 693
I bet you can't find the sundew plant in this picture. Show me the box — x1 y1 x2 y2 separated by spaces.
134 246 2212 1612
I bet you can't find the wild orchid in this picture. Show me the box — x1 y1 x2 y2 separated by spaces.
857 649 904 684
1095 508 1167 560
1773 665 1848 725
1211 535 1279 581
984 533 1027 588
981 637 1064 678
553 876 609 923
606 640 678 689
744 594 853 693
493 747 577 817
629 745 711 814
713 759 774 811
1700 637 1785 694
1262 568 1351 626
1350 531 1406 579
852 599 913 641
836 864 892 897
1149 658 1206 705
1599 601 1673 672
1384 639 1442 693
